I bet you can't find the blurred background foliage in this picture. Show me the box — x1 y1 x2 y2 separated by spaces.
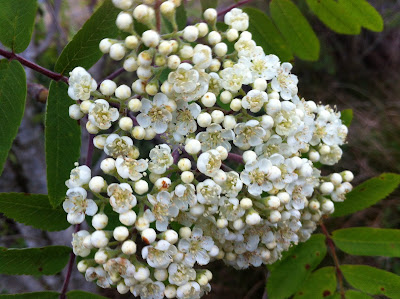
0 0 400 298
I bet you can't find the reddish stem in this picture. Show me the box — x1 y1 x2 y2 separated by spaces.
217 0 254 17
85 134 95 167
98 67 125 87
320 221 346 299
155 0 162 33
227 152 244 164
0 48 68 84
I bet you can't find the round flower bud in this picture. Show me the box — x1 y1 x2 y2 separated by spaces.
135 216 150 231
134 266 150 282
208 31 221 45
185 139 201 155
196 22 209 37
141 228 156 244
121 240 137 255
225 252 236 261
144 127 157 140
220 90 232 104
145 82 159 96
133 4 149 21
165 285 177 299
77 260 88 273
197 274 209 286
160 1 175 16
254 78 267 91
158 41 173 56
201 92 217 107
167 55 181 69
116 12 133 31
240 197 253 209
243 150 257 164
164 229 178 244
92 214 108 230
342 170 354 182
82 235 93 249
269 210 282 223
89 176 106 193
214 42 228 57
277 192 290 204
69 104 84 120
100 80 117 96
190 204 205 217
211 110 224 124
319 144 331 155
155 177 172 190
80 100 92 114
223 59 234 68
119 117 133 131
173 251 184 263
216 218 228 228
181 171 194 184
322 199 335 213
132 126 146 140
91 230 109 248
132 79 146 94
204 8 217 23
154 269 168 281
94 249 108 264
134 180 149 195
119 210 137 226
112 0 133 10
137 66 152 80
179 45 194 59
208 245 219 257
233 218 245 230
138 51 153 66
179 227 191 239
240 31 252 40
216 146 228 160
183 25 199 42
246 211 261 226
309 150 320 162
320 182 334 194
113 226 129 241
117 282 130 295
268 166 281 180
123 57 138 72
261 249 271 261
213 169 227 184
330 173 343 185
109 43 126 61
223 115 236 130
99 38 112 53
100 158 115 174
230 98 242 111
86 121 99 134
309 200 320 211
178 158 191 171
197 112 212 127
209 59 221 72
125 35 139 49
226 28 239 41
268 196 280 209
128 98 142 112
142 30 160 47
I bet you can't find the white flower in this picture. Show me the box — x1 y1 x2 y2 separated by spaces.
116 156 148 181
197 150 222 177
103 257 136 279
133 279 165 299
65 165 91 188
178 227 214 266
88 99 119 130
142 240 177 268
137 93 172 134
220 171 243 198
234 39 256 58
220 63 252 92
219 197 245 221
271 62 298 100
193 44 212 69
240 159 275 196
104 134 136 158
224 8 249 31
240 53 280 80
63 187 97 224
68 67 97 101
107 183 137 213
72 230 91 257
85 267 112 288
242 89 268 113
176 282 201 299
172 184 197 211
233 120 266 150
147 191 179 231
172 101 201 140
196 124 234 152
196 179 221 206
168 262 196 286
148 144 173 174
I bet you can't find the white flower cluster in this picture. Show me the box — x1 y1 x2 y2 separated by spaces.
65 2 354 298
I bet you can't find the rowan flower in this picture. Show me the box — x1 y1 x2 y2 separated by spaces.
147 191 179 231
148 144 173 174
88 99 119 130
68 67 97 101
137 93 172 134
63 187 97 224
107 183 137 213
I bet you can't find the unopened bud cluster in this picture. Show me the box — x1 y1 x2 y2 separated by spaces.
65 1 354 298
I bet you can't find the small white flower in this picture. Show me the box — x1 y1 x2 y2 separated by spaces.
147 191 179 231
176 282 201 299
271 62 298 100
172 101 201 140
85 266 112 288
148 144 173 174
88 99 119 130
224 8 249 31
220 63 252 92
196 179 221 206
63 187 97 224
234 120 266 150
168 262 196 286
137 93 172 134
172 184 197 211
178 227 214 266
68 67 97 101
196 124 234 152
104 134 137 158
197 150 222 177
116 156 148 181
107 183 137 213
192 44 212 69
103 257 136 279
242 89 268 113
72 230 91 257
240 159 275 196
142 240 177 268
65 165 91 188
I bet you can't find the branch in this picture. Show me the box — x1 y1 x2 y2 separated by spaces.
98 67 125 87
320 221 345 299
227 152 244 164
0 48 68 83
155 0 162 33
217 0 254 17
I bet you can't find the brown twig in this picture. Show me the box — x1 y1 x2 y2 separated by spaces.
0 48 68 83
155 0 162 33
98 67 125 87
320 221 345 299
217 0 254 17
227 152 244 164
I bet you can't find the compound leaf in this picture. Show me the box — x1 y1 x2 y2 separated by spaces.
293 266 336 299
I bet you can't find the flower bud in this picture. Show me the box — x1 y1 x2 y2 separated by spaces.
92 213 108 230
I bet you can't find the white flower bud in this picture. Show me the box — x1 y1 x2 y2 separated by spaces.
216 146 228 160
254 78 267 91
268 166 281 181
179 227 191 239
178 158 191 171
309 150 320 162
268 196 280 209
204 8 217 23
220 90 232 104
181 171 194 184
233 218 245 230
95 249 108 264
132 79 146 94
92 213 108 230
227 28 239 41
86 121 99 134
144 127 156 140
319 145 331 155
309 200 320 211
99 38 112 53
119 117 133 131
160 1 175 16
116 12 133 31
183 25 199 42
201 92 217 107
100 80 117 96
223 115 236 130
109 43 126 61
138 51 153 66
342 170 354 182
277 192 290 204
185 139 201 154
208 31 221 45
119 210 137 226
112 0 133 10
100 158 115 174
179 45 194 59
155 177 171 190
322 199 334 213
91 230 109 248
190 204 205 217
320 182 334 194
240 197 253 209
69 104 84 120
243 150 257 164
123 57 138 72
137 66 152 80
117 282 130 294
89 176 106 193
209 59 221 72
230 98 242 111
209 245 219 257
165 285 177 299
128 98 142 112
240 31 252 40
330 173 343 185
80 100 92 114
269 210 281 223
82 235 93 249
135 216 150 231
113 226 129 241
225 252 236 261
197 22 209 37
142 30 160 47
121 240 137 255
141 228 156 244
213 169 227 184
211 110 224 124
216 218 228 228
125 35 139 49
133 4 149 21
134 180 149 195
197 274 209 286
246 212 261 226
77 260 88 273
197 112 212 127
266 98 281 115
164 229 179 244
154 269 168 281
131 126 145 140
158 41 173 56
134 266 150 282
167 55 181 69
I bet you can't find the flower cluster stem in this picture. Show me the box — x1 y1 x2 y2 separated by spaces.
217 0 254 17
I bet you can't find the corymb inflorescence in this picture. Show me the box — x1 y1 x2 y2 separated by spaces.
65 1 354 298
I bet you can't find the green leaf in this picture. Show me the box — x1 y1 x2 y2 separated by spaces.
293 267 336 299
0 0 37 53
243 8 293 62
345 290 373 299
0 246 71 275
201 0 218 10
331 173 400 217
332 227 400 257
305 0 361 35
340 109 353 127
270 0 320 61
0 60 26 176
45 82 81 207
338 0 383 32
175 4 187 31
0 193 70 231
267 234 327 299
67 291 108 299
54 0 120 75
0 292 59 299
341 265 400 297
